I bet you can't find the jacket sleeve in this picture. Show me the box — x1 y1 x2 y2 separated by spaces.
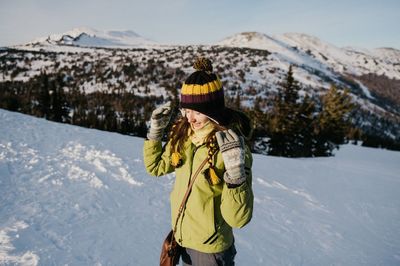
143 139 174 177
220 145 253 228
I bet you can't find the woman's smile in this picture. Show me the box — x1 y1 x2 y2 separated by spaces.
183 109 210 130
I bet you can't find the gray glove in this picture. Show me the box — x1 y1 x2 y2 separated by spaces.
216 129 246 185
147 101 172 141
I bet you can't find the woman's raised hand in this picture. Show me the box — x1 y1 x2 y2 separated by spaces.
147 101 173 141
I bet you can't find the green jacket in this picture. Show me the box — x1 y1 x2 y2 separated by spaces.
143 138 253 253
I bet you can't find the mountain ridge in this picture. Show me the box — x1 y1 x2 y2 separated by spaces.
219 32 400 80
20 28 400 83
28 27 157 48
1 28 399 146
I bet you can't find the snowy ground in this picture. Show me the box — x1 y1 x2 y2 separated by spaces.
1 109 399 265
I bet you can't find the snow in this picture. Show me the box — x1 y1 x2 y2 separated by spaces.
28 27 157 48
1 109 400 265
3 29 398 129
0 221 39 266
8 29 400 86
354 79 375 99
218 32 400 80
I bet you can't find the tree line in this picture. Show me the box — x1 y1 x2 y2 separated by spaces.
230 66 400 156
0 71 162 137
0 66 399 157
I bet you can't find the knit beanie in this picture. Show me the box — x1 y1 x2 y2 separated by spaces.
180 57 226 124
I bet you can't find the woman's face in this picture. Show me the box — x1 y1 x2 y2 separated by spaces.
183 109 210 130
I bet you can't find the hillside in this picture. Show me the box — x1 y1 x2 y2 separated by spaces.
1 29 399 146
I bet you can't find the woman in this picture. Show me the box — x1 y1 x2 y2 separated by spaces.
143 58 253 265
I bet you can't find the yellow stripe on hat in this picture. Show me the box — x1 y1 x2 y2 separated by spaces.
181 79 222 95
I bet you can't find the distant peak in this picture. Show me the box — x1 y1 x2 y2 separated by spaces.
27 27 156 47
283 32 318 40
218 31 274 44
217 31 283 51
239 31 266 38
227 31 271 40
64 27 98 38
281 32 326 46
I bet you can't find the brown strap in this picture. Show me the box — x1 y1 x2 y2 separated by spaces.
172 149 217 240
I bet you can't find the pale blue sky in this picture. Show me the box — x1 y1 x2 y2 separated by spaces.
0 0 399 49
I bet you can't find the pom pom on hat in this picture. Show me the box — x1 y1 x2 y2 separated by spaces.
193 57 213 72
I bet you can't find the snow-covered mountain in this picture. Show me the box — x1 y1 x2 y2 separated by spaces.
28 27 157 48
218 32 400 80
14 29 400 84
1 109 400 265
2 29 400 143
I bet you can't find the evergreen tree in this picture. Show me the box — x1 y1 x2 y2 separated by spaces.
36 72 50 118
267 65 319 157
71 88 88 127
49 76 69 123
248 96 267 137
296 95 317 157
347 127 363 145
314 85 354 155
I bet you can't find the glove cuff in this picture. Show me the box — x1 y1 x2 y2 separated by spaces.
223 170 246 186
220 140 241 153
147 128 164 141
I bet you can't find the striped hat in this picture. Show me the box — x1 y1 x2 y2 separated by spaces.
180 57 226 124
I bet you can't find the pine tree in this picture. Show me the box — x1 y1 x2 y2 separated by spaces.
314 85 355 155
296 95 317 157
249 96 266 135
36 71 50 119
50 74 70 123
267 65 318 157
71 87 88 127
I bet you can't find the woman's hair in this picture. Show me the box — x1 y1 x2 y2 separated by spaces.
168 116 190 155
226 108 253 142
168 107 253 156
168 116 225 156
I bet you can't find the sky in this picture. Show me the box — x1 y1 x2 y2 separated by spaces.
0 0 399 49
